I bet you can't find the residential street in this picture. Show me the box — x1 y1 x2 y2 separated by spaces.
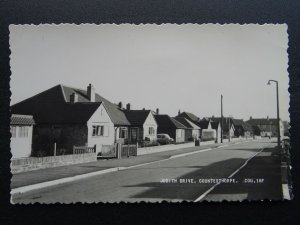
12 140 282 203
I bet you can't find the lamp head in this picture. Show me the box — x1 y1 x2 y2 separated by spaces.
267 80 271 85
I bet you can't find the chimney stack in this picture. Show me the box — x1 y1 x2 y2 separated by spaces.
126 103 131 110
250 116 253 120
156 108 159 115
267 116 269 120
87 84 95 102
118 101 123 109
178 109 181 115
70 93 78 104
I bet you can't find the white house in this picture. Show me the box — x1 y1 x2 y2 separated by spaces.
10 114 35 158
123 108 158 143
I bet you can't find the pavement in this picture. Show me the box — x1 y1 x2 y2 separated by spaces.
11 139 283 203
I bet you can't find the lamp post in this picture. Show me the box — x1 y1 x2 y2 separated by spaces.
221 95 223 143
267 80 281 148
228 115 232 142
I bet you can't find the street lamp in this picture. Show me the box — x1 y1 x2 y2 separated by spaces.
228 115 232 142
267 80 281 148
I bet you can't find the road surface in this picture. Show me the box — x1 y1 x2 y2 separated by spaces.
12 140 282 203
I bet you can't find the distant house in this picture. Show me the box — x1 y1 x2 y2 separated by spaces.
154 114 186 143
177 111 200 123
232 119 253 138
173 117 201 141
210 117 235 139
123 109 158 143
11 84 131 156
10 114 35 158
246 117 284 138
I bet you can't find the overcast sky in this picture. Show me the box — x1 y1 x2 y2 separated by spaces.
9 24 289 121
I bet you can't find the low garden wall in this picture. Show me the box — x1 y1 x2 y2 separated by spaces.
137 142 195 155
137 140 219 156
11 153 97 174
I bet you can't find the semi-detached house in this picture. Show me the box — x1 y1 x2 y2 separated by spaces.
11 84 131 156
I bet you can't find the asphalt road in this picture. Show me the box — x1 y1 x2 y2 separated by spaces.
12 140 280 203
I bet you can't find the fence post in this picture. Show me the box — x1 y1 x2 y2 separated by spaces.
54 142 57 156
94 144 96 153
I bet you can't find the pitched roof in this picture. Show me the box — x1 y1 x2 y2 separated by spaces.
176 112 200 122
11 84 130 125
232 119 253 132
210 117 234 132
154 115 187 129
123 110 151 126
246 118 278 126
211 121 219 130
61 85 130 126
197 120 210 129
11 114 35 125
174 117 200 129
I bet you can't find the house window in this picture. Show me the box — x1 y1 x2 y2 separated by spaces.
10 126 16 138
18 126 29 138
149 127 155 135
119 128 127 138
92 125 108 137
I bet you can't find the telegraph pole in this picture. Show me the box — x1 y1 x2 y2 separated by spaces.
267 80 281 148
221 95 223 143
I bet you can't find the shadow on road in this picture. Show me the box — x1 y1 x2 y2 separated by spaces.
203 147 283 201
123 147 282 201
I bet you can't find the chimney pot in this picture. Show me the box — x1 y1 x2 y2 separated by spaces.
70 93 78 104
87 84 95 102
118 101 123 109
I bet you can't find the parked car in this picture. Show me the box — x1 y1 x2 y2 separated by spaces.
157 134 174 145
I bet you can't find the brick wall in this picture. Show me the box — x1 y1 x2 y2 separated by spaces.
11 153 97 174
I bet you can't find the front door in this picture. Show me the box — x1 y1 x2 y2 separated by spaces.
131 128 138 143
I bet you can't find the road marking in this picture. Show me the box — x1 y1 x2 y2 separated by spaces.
217 144 228 148
194 146 265 202
169 148 212 159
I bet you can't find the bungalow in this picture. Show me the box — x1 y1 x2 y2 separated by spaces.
173 117 201 141
232 119 253 138
11 84 131 156
123 109 158 144
10 114 35 158
197 118 216 141
246 117 284 138
177 111 201 123
210 117 235 139
154 114 186 143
